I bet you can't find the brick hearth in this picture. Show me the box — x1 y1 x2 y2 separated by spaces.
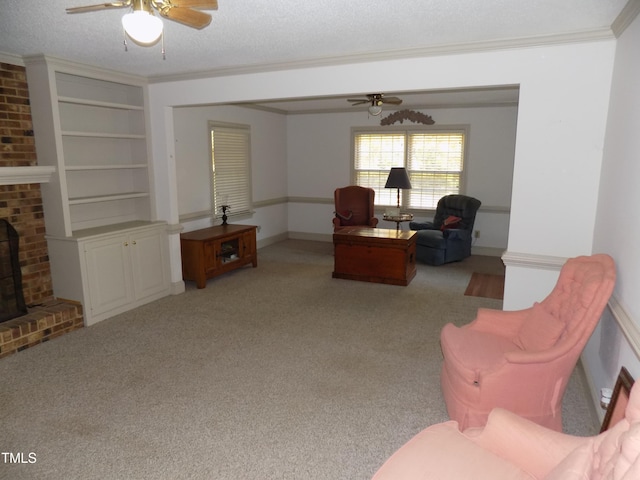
0 61 84 358
0 300 83 359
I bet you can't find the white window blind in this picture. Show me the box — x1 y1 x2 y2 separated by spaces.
210 122 252 220
354 129 465 209
354 133 405 206
407 132 464 209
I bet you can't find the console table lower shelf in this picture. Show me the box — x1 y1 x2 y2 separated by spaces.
332 227 417 286
180 224 258 288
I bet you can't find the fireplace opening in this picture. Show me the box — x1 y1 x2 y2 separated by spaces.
0 219 27 323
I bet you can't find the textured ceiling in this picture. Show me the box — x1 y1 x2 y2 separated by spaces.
0 0 630 80
0 0 632 113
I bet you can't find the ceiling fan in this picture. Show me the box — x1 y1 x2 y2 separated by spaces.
347 93 403 116
66 0 218 46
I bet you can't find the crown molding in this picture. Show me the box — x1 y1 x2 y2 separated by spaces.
149 28 615 84
0 52 24 67
236 100 519 116
22 54 148 86
612 0 640 37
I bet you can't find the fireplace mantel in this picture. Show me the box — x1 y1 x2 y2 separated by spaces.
0 166 55 185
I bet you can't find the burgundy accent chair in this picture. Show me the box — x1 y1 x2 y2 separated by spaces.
440 254 616 431
332 186 378 230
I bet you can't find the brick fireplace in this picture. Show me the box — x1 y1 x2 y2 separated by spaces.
0 61 83 358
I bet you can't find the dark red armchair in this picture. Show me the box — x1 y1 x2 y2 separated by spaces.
332 186 379 230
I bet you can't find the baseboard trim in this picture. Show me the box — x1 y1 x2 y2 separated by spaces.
581 296 640 424
257 232 289 249
472 246 505 257
287 231 333 243
267 231 507 257
577 359 604 429
171 280 185 295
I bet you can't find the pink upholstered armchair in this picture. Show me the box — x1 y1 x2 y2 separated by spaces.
372 381 640 480
441 254 616 431
332 186 378 230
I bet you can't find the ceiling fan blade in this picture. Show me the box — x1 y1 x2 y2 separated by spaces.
382 96 403 105
66 1 131 13
169 0 218 9
161 6 212 28
348 99 368 105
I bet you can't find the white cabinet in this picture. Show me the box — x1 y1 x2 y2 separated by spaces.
48 222 171 326
24 56 173 325
83 234 135 317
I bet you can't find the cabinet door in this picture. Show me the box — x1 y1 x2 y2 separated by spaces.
83 235 134 316
130 227 170 300
241 230 255 260
204 240 218 273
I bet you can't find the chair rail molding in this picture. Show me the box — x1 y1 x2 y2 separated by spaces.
609 294 640 358
501 251 568 270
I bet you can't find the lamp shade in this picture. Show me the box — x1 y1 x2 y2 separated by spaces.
122 10 163 45
384 167 412 189
368 105 383 116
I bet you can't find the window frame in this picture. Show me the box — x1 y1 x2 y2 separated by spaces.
351 125 469 211
209 121 253 222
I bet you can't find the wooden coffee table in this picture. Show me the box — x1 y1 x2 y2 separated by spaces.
332 227 417 286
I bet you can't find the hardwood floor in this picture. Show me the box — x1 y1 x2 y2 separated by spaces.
464 272 505 300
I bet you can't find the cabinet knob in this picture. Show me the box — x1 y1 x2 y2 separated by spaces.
132 240 137 245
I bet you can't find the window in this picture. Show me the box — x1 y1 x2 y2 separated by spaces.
353 128 466 209
209 122 252 220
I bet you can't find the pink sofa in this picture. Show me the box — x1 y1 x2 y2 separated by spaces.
372 381 640 480
441 254 616 431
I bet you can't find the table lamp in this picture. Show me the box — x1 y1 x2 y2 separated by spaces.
384 167 412 211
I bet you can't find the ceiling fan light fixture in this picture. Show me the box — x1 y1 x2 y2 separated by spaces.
368 105 383 116
122 9 163 45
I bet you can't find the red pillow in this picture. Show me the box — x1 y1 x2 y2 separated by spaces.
440 215 462 231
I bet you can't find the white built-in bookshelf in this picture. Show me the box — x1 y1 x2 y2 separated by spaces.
24 56 170 326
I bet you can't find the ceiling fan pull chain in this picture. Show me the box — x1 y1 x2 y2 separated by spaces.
123 27 128 51
161 30 166 60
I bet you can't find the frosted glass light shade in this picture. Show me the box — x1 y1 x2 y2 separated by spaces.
122 10 163 45
368 105 383 116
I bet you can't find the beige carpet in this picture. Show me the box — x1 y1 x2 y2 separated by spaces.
0 240 598 480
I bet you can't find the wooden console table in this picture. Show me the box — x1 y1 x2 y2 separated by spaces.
180 224 257 288
333 227 417 286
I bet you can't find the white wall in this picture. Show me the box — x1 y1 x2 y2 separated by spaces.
148 39 632 415
285 106 516 248
172 104 288 233
584 11 640 416
149 40 615 297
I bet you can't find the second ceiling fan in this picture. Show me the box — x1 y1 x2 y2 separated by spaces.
347 93 403 116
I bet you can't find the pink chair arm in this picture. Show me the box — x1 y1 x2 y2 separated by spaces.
468 307 532 339
505 344 571 364
470 408 589 478
371 421 536 480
